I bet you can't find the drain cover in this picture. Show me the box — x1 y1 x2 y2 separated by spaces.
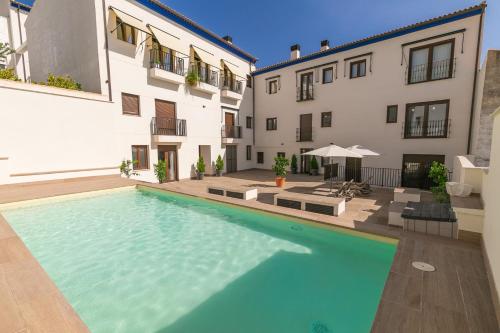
412 261 436 272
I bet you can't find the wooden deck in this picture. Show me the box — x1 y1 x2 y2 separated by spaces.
0 172 498 332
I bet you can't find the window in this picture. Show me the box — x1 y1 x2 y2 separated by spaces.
322 67 333 84
116 18 136 45
132 145 149 170
404 100 449 138
246 116 252 129
246 75 252 88
266 117 277 131
246 145 252 160
277 152 285 158
350 60 366 79
122 93 140 116
408 40 454 84
268 80 278 94
257 152 264 164
298 72 314 101
386 105 398 123
321 112 332 127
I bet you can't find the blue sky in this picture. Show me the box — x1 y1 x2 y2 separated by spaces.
160 0 499 67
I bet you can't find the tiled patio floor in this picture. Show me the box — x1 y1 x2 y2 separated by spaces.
0 171 498 332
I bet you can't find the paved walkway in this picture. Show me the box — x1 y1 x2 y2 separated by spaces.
0 172 498 332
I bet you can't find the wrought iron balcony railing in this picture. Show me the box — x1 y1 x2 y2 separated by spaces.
150 50 185 76
403 119 450 138
296 127 313 142
296 85 314 102
221 125 242 139
407 58 455 84
220 75 243 94
151 117 187 136
189 63 219 87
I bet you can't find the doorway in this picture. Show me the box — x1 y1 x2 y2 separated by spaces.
300 148 313 174
299 114 313 141
402 154 445 189
158 145 178 181
226 145 237 173
345 157 362 182
300 72 313 100
225 112 235 138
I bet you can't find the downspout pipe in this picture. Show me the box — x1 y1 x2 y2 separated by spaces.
467 4 486 154
101 0 112 101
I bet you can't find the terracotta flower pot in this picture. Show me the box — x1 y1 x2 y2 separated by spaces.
275 177 286 187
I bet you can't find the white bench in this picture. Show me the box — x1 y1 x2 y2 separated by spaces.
274 192 345 216
394 187 421 203
207 185 258 200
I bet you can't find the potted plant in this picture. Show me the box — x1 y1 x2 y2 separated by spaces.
290 154 298 174
310 156 319 176
428 161 450 203
196 156 206 180
272 156 290 187
215 155 224 176
119 160 138 178
154 159 167 184
186 70 200 86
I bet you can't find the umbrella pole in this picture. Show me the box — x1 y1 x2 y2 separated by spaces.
329 157 333 193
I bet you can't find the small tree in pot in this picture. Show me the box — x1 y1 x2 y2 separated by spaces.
119 160 138 178
310 156 319 176
290 154 298 174
272 156 290 187
196 156 206 180
215 155 224 176
154 160 167 184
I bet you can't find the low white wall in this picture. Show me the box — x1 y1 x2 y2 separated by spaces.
0 79 121 184
452 155 487 193
482 108 500 324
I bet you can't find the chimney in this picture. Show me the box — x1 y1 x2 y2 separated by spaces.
320 40 329 51
290 44 300 60
222 35 233 44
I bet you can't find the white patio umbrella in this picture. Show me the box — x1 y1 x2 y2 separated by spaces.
345 145 380 157
302 144 363 192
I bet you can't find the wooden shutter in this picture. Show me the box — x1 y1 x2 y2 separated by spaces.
155 99 176 119
122 93 140 115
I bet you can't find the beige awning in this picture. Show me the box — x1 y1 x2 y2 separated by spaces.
221 59 247 78
109 6 149 33
147 25 188 55
190 45 220 69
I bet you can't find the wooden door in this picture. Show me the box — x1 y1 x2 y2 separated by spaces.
402 154 445 189
345 157 362 182
158 145 177 181
299 114 312 141
226 145 237 173
225 112 235 137
155 100 176 135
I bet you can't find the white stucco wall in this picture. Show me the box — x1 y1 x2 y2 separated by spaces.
253 14 481 173
0 79 120 184
482 108 500 318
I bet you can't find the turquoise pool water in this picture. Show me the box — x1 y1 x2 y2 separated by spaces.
3 187 396 333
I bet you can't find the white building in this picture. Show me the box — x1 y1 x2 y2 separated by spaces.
22 0 257 182
0 1 494 188
253 3 486 189
0 0 30 81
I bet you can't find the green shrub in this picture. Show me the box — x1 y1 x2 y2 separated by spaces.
45 73 82 90
186 70 200 86
119 160 138 178
154 160 167 184
428 161 449 203
0 68 20 81
310 156 319 170
0 42 14 60
272 156 290 178
215 155 224 172
196 156 206 173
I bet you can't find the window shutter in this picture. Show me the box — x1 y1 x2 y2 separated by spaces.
122 93 140 115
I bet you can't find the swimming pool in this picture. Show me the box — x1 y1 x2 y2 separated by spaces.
2 186 397 333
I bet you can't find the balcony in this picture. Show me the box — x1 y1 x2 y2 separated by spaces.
187 63 219 94
220 75 243 101
149 50 185 85
221 125 242 144
407 58 455 84
151 117 187 143
297 85 314 102
296 127 313 142
403 119 450 139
